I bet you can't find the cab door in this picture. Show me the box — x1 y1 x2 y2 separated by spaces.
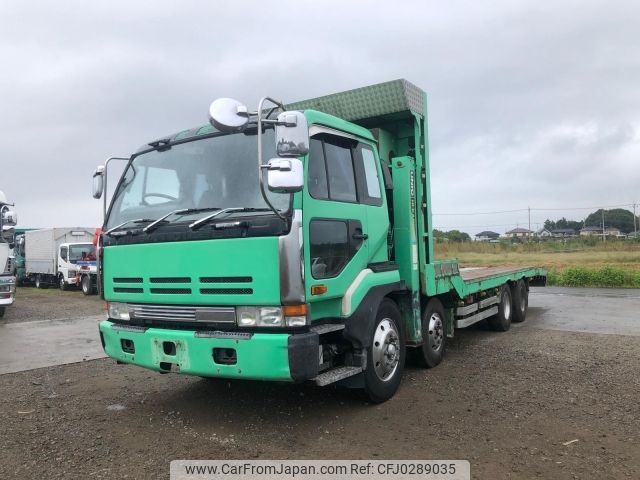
303 131 370 319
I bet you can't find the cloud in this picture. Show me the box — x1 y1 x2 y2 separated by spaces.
1 0 639 235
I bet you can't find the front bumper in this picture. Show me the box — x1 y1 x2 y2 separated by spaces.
0 276 16 306
99 320 319 382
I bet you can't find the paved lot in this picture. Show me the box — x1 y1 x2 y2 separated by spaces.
1 287 639 479
2 287 639 375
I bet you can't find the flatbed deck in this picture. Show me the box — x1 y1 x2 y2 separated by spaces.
460 266 537 282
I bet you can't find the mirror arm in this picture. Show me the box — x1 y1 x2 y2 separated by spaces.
257 97 286 221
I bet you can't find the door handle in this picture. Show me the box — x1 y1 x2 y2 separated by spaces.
352 233 368 240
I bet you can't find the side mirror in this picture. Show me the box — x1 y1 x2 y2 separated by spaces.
92 165 105 199
2 226 15 245
1 209 17 227
276 111 309 157
265 158 303 193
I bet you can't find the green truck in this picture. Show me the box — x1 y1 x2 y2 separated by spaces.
92 80 545 402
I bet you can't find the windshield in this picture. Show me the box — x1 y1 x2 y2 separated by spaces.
69 244 95 263
105 129 288 230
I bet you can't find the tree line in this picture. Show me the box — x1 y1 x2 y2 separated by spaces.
544 208 639 234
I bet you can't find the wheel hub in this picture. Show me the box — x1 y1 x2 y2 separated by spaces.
427 313 444 352
372 318 400 382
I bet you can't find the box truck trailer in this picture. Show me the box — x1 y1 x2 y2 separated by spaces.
24 228 96 290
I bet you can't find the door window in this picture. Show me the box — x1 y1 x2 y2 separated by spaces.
324 141 357 202
60 246 68 262
309 220 350 279
361 146 381 199
307 138 329 199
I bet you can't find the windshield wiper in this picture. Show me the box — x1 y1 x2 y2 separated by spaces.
143 207 222 234
189 207 274 231
104 219 154 236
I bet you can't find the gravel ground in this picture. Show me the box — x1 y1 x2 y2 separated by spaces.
1 319 639 479
2 287 103 323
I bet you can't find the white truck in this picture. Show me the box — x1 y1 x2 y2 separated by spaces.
24 228 96 290
0 190 18 318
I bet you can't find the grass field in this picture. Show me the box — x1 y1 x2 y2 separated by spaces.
435 240 640 287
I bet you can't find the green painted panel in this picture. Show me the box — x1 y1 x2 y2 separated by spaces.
103 237 280 305
100 321 292 380
290 79 424 123
342 270 401 317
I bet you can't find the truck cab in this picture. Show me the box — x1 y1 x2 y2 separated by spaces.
93 80 545 402
57 242 95 290
0 190 17 318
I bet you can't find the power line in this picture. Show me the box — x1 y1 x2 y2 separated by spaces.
433 208 528 216
433 203 634 216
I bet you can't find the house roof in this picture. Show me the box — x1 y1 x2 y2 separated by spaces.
506 228 532 234
581 226 602 232
475 231 500 237
551 228 575 234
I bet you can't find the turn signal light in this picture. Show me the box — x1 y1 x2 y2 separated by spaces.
311 285 327 296
282 304 308 316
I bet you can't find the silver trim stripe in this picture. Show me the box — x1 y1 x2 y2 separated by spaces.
127 304 236 323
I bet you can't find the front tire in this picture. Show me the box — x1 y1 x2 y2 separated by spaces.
59 274 68 291
81 275 94 295
488 284 512 331
363 299 405 403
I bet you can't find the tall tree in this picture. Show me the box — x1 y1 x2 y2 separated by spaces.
584 208 637 233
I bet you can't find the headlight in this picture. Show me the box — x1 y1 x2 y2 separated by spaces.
108 302 130 321
236 306 283 327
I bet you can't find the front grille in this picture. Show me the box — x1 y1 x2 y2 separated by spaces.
200 276 252 283
113 277 143 283
200 288 253 295
150 277 191 284
4 257 14 275
150 288 191 295
114 287 143 293
128 304 236 323
110 275 254 296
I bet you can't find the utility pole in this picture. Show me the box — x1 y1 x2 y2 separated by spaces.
602 209 605 242
528 206 531 243
634 201 637 236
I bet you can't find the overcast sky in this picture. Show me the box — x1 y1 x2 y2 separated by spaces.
1 0 639 235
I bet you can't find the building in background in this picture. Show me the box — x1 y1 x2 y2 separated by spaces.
505 227 533 239
475 231 500 242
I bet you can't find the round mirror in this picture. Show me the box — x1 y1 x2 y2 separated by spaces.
208 98 249 133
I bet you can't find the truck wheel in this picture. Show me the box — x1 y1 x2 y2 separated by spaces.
363 298 405 403
488 284 512 331
416 298 446 368
35 275 46 289
81 275 93 295
59 274 68 291
510 280 528 323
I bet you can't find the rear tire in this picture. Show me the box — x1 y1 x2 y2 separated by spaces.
415 298 446 368
35 275 46 289
363 299 405 403
59 274 68 291
510 280 528 323
488 285 512 332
